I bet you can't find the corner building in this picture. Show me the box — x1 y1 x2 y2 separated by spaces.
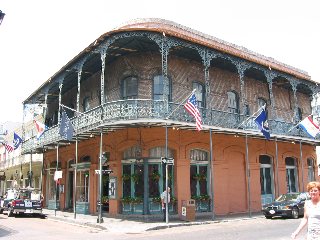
22 19 320 217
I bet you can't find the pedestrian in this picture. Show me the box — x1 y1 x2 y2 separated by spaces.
291 181 320 239
161 187 170 222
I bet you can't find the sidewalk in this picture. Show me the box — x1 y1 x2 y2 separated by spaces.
42 209 264 233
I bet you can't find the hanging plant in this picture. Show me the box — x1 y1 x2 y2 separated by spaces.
122 173 131 181
151 172 161 181
192 173 207 181
131 173 140 183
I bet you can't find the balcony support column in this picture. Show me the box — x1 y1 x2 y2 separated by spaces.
58 77 64 124
290 80 299 122
74 58 86 219
160 35 170 114
236 62 249 115
266 71 276 119
200 49 215 111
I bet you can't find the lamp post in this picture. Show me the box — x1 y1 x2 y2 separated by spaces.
0 11 5 26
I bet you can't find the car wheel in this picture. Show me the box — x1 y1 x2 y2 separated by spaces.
265 216 272 219
291 208 299 219
0 209 3 214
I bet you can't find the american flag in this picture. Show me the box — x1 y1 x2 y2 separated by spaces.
2 142 14 153
184 92 202 131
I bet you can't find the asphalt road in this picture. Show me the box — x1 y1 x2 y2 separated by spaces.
0 213 308 240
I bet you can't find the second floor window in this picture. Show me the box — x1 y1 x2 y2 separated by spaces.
153 75 172 101
193 82 205 108
122 76 138 99
258 98 267 108
227 91 239 114
297 107 302 121
83 97 90 112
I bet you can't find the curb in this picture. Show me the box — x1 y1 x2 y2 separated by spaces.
45 213 265 233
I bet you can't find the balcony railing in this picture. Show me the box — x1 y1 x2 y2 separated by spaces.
21 99 311 154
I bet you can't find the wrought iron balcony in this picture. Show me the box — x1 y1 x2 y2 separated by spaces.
21 99 312 154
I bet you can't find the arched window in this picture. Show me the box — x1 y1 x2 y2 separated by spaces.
285 157 298 193
259 155 273 205
227 91 239 114
190 149 210 212
153 75 172 102
122 76 138 99
192 82 205 108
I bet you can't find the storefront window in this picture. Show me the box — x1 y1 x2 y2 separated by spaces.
76 171 89 202
190 149 209 198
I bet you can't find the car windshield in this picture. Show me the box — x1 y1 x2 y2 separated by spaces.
275 193 299 202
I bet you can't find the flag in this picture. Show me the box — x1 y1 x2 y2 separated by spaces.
254 106 270 140
184 91 202 131
59 110 74 141
2 142 14 153
13 132 23 150
298 116 320 138
34 120 47 139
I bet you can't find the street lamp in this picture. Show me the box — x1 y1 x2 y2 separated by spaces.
0 11 5 26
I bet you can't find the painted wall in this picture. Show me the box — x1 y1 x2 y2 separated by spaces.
43 127 318 216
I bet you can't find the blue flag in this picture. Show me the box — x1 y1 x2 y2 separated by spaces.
13 132 23 150
254 106 270 140
59 110 74 141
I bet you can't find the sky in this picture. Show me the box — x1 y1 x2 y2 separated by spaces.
0 0 319 125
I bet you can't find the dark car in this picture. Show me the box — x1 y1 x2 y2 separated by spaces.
262 192 309 219
3 188 43 217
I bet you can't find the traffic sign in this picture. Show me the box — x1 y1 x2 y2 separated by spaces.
161 157 174 165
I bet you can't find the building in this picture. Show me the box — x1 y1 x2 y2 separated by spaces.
0 122 43 195
21 19 319 217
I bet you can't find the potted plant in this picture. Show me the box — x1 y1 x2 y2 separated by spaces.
131 197 143 204
199 194 210 201
101 195 109 204
152 196 162 203
121 196 132 213
121 196 132 204
132 196 143 213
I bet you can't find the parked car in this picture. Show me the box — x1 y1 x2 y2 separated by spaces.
262 192 309 219
3 188 43 217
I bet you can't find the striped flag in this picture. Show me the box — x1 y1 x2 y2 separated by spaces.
2 142 14 153
184 91 202 131
34 120 47 139
298 116 320 138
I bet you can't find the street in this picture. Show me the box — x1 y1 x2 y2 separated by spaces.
0 214 308 240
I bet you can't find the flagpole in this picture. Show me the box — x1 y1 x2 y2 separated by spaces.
165 122 169 224
55 142 59 217
245 133 251 218
275 137 280 197
299 140 305 192
209 128 215 220
287 114 312 133
165 89 196 120
237 104 266 129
